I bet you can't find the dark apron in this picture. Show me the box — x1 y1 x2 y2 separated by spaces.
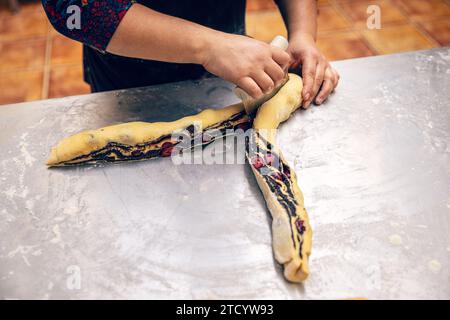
83 0 247 92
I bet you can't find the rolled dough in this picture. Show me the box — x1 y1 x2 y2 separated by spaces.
46 73 312 282
247 74 311 282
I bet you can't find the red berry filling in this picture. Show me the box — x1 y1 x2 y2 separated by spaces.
252 157 264 169
160 142 174 157
295 219 306 234
265 153 275 166
271 172 282 180
283 166 291 179
236 122 250 131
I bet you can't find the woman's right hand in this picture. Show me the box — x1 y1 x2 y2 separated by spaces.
200 33 291 99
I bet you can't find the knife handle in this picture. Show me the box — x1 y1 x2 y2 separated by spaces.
270 35 289 51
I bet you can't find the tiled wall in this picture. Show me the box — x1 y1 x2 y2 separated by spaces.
0 0 449 105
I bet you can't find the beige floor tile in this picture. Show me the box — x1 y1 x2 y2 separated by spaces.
246 10 287 42
0 9 48 41
51 33 83 66
0 69 42 105
419 19 450 46
0 1 42 18
318 31 375 60
391 0 450 22
318 5 351 34
247 0 277 11
49 64 90 98
362 24 435 54
318 0 331 6
337 0 407 29
0 38 46 72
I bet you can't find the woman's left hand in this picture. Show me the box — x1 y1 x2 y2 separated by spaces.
287 33 340 108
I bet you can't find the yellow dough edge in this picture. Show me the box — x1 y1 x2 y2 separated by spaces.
250 161 312 282
251 73 312 282
47 103 245 165
281 159 312 282
253 73 303 143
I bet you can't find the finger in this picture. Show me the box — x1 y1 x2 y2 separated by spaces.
251 71 275 94
264 60 285 86
237 76 264 99
312 62 326 103
326 68 339 94
287 48 300 69
290 59 300 70
271 47 291 70
333 69 340 88
315 77 334 105
301 57 317 108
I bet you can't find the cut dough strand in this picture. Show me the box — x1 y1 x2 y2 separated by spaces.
46 73 312 283
46 103 249 166
247 73 311 282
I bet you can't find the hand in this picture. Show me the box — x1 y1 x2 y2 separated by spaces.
288 33 339 108
201 33 291 99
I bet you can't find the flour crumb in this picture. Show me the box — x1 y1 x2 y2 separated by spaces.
428 260 442 274
389 221 400 227
388 234 402 246
50 225 61 244
63 206 78 216
19 133 36 166
3 186 16 199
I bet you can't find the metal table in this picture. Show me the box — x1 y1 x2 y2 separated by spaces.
1 48 449 299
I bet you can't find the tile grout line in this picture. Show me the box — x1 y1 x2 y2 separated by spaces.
318 2 354 35
317 19 424 37
328 0 380 55
0 60 83 76
0 35 48 44
411 22 441 47
41 24 52 100
390 0 441 47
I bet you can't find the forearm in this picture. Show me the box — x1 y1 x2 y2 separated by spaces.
107 4 219 65
42 1 219 65
276 0 318 40
43 1 291 98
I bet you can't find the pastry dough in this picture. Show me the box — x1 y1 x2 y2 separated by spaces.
46 73 312 282
46 103 250 166
247 73 312 282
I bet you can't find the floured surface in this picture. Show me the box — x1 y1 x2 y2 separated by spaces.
1 48 450 299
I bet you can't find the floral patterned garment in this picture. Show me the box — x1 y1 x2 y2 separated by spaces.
41 0 248 92
42 0 133 51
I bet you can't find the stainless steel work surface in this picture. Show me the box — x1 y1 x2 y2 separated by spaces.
1 48 449 299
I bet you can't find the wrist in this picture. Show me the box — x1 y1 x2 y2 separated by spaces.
289 31 316 44
192 29 221 66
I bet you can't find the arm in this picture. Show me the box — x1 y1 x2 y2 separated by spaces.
276 0 340 107
42 1 291 99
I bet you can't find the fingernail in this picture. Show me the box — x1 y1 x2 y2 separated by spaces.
316 98 322 105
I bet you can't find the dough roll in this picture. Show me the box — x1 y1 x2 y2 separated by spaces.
46 103 250 166
247 73 312 282
46 73 313 283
